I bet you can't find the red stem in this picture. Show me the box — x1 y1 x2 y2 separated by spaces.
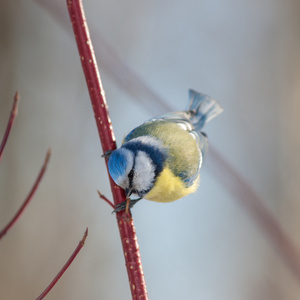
66 0 148 298
97 190 115 210
39 0 300 285
0 149 51 240
0 91 20 163
35 228 88 300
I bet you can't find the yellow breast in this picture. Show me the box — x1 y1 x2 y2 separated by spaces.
145 165 199 203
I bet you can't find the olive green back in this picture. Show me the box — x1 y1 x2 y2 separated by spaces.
123 120 200 184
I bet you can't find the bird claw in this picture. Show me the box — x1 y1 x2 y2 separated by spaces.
102 150 113 158
113 198 142 213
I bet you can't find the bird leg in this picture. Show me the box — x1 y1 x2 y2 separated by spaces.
113 198 142 213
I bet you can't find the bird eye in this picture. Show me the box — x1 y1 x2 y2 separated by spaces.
128 170 134 179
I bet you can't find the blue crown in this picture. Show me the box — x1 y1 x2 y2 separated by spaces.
108 149 132 182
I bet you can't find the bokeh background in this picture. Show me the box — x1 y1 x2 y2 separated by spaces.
1 0 300 299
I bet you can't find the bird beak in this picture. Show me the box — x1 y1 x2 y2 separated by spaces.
125 188 133 198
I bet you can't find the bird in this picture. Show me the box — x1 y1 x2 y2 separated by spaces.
107 89 223 212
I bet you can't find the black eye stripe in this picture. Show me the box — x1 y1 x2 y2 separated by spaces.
123 141 167 178
128 170 134 179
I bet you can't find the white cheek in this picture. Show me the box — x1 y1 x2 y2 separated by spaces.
133 151 155 191
117 177 129 189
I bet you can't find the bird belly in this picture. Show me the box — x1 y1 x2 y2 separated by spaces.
144 165 199 202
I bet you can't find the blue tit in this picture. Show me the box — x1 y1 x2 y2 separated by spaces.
107 89 223 211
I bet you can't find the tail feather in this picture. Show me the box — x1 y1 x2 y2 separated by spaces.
186 89 223 131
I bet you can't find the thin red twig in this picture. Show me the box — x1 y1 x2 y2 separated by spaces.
35 228 88 300
0 149 51 240
0 91 20 163
67 0 148 299
97 190 115 210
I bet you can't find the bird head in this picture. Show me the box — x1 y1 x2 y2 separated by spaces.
108 146 157 198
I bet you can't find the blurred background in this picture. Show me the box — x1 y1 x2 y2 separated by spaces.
0 0 300 299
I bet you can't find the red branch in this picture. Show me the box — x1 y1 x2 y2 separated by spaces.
0 149 51 240
97 190 115 210
0 91 20 163
35 228 88 300
66 0 148 299
37 0 300 286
